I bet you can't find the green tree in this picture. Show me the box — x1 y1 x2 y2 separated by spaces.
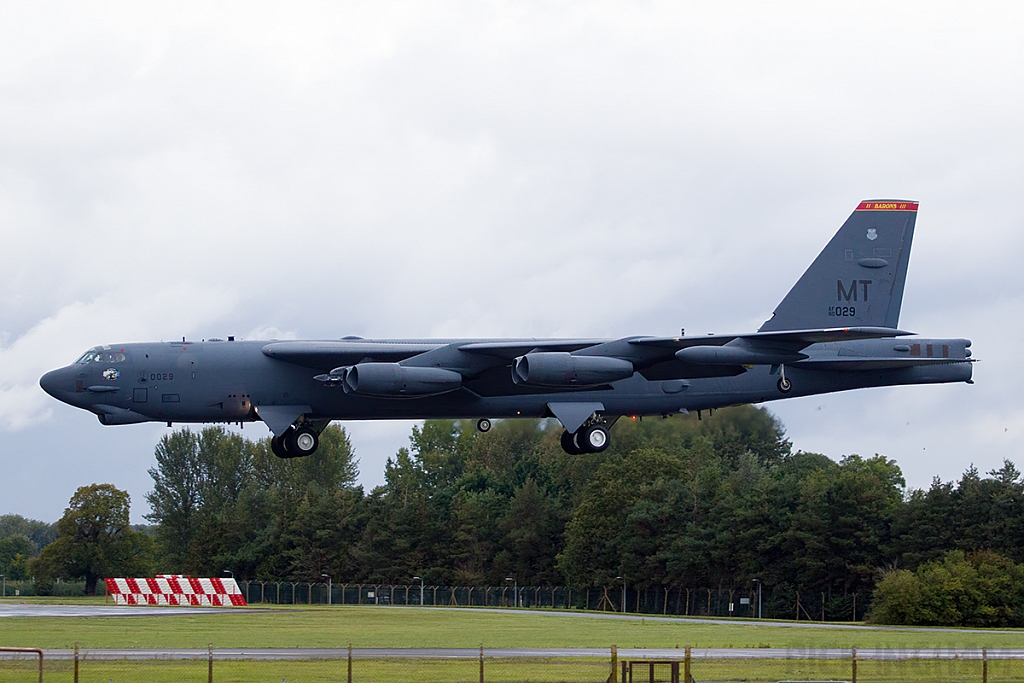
0 534 33 580
0 514 57 550
870 550 1024 627
32 484 155 595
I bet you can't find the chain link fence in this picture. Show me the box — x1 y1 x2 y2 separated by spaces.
4 646 1024 682
236 582 867 621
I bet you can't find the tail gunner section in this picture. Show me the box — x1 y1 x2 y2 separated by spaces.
40 200 973 457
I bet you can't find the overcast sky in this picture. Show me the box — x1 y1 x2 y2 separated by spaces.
1 2 1022 523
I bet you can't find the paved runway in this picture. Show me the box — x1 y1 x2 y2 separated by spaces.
0 603 240 618
3 602 1024 637
404 606 1024 635
4 647 1024 661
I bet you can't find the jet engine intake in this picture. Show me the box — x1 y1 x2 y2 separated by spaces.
341 363 463 397
512 352 634 387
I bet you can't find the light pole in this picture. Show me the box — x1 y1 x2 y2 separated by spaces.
413 576 424 606
1 574 5 598
222 570 233 580
752 579 762 619
505 577 518 608
616 576 625 613
322 573 332 606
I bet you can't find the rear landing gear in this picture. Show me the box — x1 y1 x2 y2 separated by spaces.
287 427 319 457
271 424 321 459
580 424 609 452
561 429 583 455
560 422 611 455
271 434 291 458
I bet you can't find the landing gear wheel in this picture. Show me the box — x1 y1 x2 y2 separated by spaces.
271 434 292 459
476 418 492 433
560 430 583 455
777 376 793 393
286 427 319 457
580 424 610 453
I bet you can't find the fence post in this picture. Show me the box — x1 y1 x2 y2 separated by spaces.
348 643 353 683
610 645 618 683
74 641 79 683
208 643 213 683
479 644 484 683
851 646 856 683
983 647 988 683
684 646 691 683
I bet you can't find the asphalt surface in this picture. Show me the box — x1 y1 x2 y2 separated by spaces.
0 603 240 618
3 647 1024 661
403 606 1024 636
4 601 1024 637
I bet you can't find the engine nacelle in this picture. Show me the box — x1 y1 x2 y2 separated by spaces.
512 352 634 387
342 363 463 397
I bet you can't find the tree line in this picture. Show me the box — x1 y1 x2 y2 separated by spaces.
7 406 1024 624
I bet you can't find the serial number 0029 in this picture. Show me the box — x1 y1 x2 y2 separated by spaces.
829 306 856 317
150 372 174 381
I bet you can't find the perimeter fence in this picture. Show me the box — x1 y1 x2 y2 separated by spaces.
3 645 1024 683
237 582 868 621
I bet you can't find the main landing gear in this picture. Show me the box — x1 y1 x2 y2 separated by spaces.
271 425 320 459
560 422 611 455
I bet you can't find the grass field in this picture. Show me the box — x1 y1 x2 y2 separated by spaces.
3 598 1024 650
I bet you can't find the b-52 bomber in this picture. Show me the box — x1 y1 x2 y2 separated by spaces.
41 200 973 458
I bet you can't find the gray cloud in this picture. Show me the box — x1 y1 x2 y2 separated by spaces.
1 2 1022 521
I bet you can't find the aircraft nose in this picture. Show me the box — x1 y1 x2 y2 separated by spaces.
39 368 68 398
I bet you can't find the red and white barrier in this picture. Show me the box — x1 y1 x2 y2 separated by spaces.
104 575 247 606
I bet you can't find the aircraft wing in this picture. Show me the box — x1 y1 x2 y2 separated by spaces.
457 339 608 359
263 338 608 370
262 341 445 369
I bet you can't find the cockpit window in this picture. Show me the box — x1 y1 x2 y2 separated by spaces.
75 350 126 364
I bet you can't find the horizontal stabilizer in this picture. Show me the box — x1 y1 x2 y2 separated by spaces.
632 326 912 351
794 357 974 372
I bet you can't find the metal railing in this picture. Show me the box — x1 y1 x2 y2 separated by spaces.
3 645 1021 683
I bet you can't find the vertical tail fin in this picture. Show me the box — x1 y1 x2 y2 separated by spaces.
759 200 918 332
